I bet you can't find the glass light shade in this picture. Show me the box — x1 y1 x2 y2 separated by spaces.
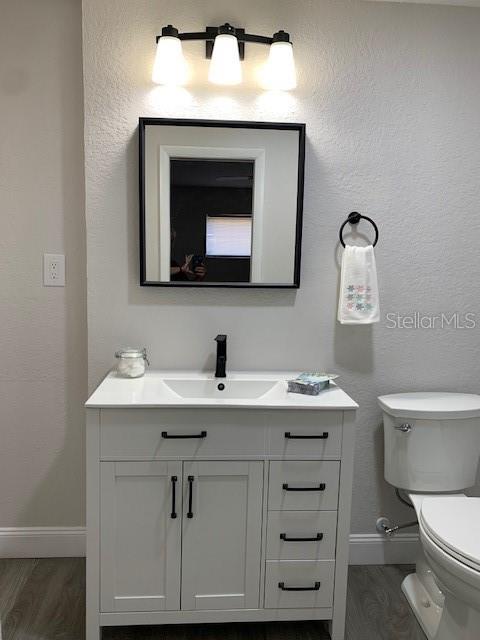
152 36 187 85
208 34 242 85
263 41 297 91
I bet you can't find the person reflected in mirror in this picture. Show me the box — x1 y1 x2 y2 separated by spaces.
170 228 207 281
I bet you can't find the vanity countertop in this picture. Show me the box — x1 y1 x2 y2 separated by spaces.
86 370 358 411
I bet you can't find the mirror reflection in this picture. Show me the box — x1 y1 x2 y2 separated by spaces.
170 158 254 283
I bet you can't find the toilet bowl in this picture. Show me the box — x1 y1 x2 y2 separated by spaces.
419 497 480 640
378 392 480 640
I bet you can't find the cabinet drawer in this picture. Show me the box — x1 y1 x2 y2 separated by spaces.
264 560 335 609
268 411 342 459
266 511 337 560
100 409 266 459
268 461 340 510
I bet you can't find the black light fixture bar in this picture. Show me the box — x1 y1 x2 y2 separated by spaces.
242 33 274 45
156 23 292 62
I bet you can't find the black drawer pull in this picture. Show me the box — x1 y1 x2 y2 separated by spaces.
187 475 194 518
170 476 177 519
278 581 321 592
162 431 207 439
280 533 323 542
285 431 329 439
282 483 326 492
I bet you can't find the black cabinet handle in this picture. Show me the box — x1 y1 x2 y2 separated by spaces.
285 432 329 439
170 476 177 519
282 483 326 492
280 533 323 542
187 475 194 518
278 581 321 592
162 431 207 439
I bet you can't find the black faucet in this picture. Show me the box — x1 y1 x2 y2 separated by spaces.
214 334 227 378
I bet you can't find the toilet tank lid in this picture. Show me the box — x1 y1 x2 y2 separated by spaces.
378 392 480 419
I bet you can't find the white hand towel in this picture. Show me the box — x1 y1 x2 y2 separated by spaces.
337 245 380 324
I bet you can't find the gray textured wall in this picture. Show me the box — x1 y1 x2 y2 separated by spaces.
0 0 86 526
83 0 480 533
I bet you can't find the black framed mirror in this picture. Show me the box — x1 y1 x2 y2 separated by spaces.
139 118 305 288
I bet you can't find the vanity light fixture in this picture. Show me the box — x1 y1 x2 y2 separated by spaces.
152 23 297 90
208 24 242 86
263 31 297 91
152 25 188 85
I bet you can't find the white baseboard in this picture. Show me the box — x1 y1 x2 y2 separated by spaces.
349 533 419 565
0 527 86 558
0 528 418 564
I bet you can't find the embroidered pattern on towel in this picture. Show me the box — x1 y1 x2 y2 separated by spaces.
345 284 375 313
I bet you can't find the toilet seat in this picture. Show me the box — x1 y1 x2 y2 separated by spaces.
420 497 480 573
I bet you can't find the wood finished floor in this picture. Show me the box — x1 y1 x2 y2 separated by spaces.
0 559 425 640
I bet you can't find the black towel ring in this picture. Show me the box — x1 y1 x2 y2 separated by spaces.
339 212 379 248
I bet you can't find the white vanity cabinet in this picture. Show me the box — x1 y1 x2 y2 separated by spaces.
99 459 263 614
86 373 357 640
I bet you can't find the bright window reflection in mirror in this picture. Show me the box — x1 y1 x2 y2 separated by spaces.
206 216 252 258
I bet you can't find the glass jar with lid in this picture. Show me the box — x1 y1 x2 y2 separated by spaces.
115 348 149 378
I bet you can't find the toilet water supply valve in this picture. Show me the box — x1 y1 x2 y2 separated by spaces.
394 422 412 433
376 517 418 536
376 489 418 536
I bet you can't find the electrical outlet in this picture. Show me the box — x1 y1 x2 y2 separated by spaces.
43 253 65 287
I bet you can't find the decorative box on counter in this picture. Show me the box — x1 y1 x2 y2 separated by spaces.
287 372 339 396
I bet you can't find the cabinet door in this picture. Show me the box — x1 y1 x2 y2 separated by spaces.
100 461 182 612
181 461 263 610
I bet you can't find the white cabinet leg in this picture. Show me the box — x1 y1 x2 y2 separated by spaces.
330 412 356 640
86 410 101 640
85 620 101 640
329 612 346 640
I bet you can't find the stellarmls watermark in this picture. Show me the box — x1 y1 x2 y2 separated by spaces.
385 312 477 330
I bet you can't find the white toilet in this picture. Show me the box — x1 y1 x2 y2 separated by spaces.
378 392 480 640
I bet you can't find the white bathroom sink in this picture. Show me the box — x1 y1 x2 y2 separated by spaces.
85 370 359 410
164 378 277 400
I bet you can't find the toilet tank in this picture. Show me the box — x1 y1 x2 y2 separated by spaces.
378 392 480 492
